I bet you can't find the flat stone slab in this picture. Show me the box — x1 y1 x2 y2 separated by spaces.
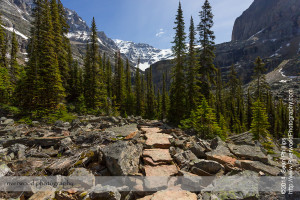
144 165 178 176
139 190 197 200
239 160 281 176
106 124 138 137
143 149 172 163
145 133 171 149
228 144 268 164
141 127 161 134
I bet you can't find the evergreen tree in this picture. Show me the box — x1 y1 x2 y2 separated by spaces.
50 0 69 91
161 72 169 120
157 88 162 119
251 99 270 140
180 98 226 140
169 2 187 124
115 51 126 115
135 59 143 116
197 0 216 101
84 18 107 111
17 0 43 110
246 88 253 130
125 58 134 115
106 59 112 98
0 12 7 69
36 0 65 111
10 31 20 87
146 67 155 119
215 67 225 121
0 13 10 103
186 16 198 114
252 57 269 101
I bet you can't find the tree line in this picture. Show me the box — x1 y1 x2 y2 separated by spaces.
0 0 299 142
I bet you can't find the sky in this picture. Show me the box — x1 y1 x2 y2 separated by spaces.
61 0 254 49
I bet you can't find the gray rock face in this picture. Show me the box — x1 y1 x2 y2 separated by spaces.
103 141 143 175
232 0 300 41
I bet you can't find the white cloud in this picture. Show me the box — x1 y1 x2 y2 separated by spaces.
156 28 165 37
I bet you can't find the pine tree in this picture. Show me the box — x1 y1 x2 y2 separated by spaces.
115 51 126 115
197 0 216 101
251 99 270 140
0 12 10 103
252 57 269 101
146 67 155 119
157 88 162 119
169 2 187 124
50 0 69 91
215 67 224 121
17 0 43 110
180 98 226 140
186 16 198 114
106 59 112 98
0 12 7 69
36 0 65 112
125 58 134 115
135 59 143 116
84 18 107 111
10 31 20 87
161 72 168 120
246 88 253 130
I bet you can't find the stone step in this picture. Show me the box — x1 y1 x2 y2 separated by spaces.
138 190 197 200
143 149 172 166
145 132 172 149
144 165 178 176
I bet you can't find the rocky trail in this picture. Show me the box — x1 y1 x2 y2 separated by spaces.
0 116 300 199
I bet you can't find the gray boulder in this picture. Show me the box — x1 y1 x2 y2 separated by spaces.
1 119 14 126
191 159 224 175
228 144 268 164
88 185 121 200
0 163 12 177
103 141 143 175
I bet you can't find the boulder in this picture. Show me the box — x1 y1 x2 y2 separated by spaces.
106 124 138 137
239 160 281 176
46 156 77 174
8 144 27 160
0 163 12 177
189 142 206 159
190 159 224 175
228 131 255 146
0 119 14 126
29 190 55 200
103 141 143 175
228 144 268 164
69 168 95 188
174 150 198 166
88 185 121 200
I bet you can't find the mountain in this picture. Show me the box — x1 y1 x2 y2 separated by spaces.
0 0 172 71
0 0 128 68
113 39 173 71
150 0 300 98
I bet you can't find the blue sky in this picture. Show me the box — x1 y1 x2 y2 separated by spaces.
61 0 253 49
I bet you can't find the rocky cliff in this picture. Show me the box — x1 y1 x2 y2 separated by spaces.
151 0 300 99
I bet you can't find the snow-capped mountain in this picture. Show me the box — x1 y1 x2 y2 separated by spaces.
114 39 173 71
0 0 172 70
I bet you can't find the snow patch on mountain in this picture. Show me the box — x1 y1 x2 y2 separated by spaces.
1 25 28 40
113 39 173 70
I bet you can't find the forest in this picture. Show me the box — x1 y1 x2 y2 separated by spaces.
0 0 299 143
